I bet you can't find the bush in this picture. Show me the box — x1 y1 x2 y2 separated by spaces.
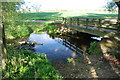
5 22 32 39
88 41 101 54
42 23 59 34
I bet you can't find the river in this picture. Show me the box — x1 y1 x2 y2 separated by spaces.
28 32 102 62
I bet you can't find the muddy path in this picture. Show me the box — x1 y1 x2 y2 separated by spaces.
52 36 120 78
52 54 120 78
16 20 54 23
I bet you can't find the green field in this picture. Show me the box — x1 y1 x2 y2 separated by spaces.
18 10 118 21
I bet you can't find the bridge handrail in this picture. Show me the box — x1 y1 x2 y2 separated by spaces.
54 17 120 32
55 17 119 22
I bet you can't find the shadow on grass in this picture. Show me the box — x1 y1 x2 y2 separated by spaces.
19 12 62 21
70 13 117 19
18 11 117 21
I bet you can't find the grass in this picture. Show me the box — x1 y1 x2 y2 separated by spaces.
2 47 62 79
18 12 61 21
18 10 118 21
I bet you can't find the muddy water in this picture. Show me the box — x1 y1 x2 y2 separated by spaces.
28 32 101 62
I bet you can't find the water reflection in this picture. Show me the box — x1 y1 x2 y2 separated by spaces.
91 37 102 41
29 32 100 62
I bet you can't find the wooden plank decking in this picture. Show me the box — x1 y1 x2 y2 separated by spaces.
55 17 120 37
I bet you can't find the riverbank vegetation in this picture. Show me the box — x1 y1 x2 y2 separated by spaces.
2 2 119 79
3 21 63 79
3 47 62 79
2 2 62 79
5 21 59 39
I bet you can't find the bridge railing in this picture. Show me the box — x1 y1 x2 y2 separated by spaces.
54 17 120 32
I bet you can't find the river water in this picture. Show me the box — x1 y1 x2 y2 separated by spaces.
28 32 102 62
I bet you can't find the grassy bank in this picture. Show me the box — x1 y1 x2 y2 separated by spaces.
5 21 46 39
5 21 31 39
4 21 63 79
2 47 62 79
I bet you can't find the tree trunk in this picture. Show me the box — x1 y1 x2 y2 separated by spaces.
118 7 120 19
0 3 7 77
0 2 2 79
115 2 120 32
0 21 3 80
0 23 7 70
115 1 120 19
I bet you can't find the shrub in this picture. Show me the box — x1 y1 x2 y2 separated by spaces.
5 22 31 39
88 41 101 54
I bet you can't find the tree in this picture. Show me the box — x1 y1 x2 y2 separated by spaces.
32 4 41 12
1 2 24 69
105 1 117 11
105 0 120 19
106 0 120 19
113 0 120 19
106 1 120 32
113 0 120 32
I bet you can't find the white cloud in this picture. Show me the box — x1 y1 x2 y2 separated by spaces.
24 0 107 10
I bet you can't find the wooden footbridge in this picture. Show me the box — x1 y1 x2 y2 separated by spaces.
54 17 120 37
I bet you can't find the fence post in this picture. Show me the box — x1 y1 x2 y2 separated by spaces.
75 18 77 25
98 19 102 30
64 18 67 25
86 18 89 29
62 17 65 24
117 19 120 33
70 18 72 25
77 18 80 26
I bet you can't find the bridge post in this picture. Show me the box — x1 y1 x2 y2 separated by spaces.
92 19 95 27
63 17 67 25
62 17 65 24
86 19 89 29
72 18 74 25
117 19 120 33
75 18 77 25
74 17 77 25
98 19 102 30
70 18 72 25
64 18 67 25
77 18 80 26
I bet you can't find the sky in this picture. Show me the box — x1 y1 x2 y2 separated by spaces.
23 0 111 11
